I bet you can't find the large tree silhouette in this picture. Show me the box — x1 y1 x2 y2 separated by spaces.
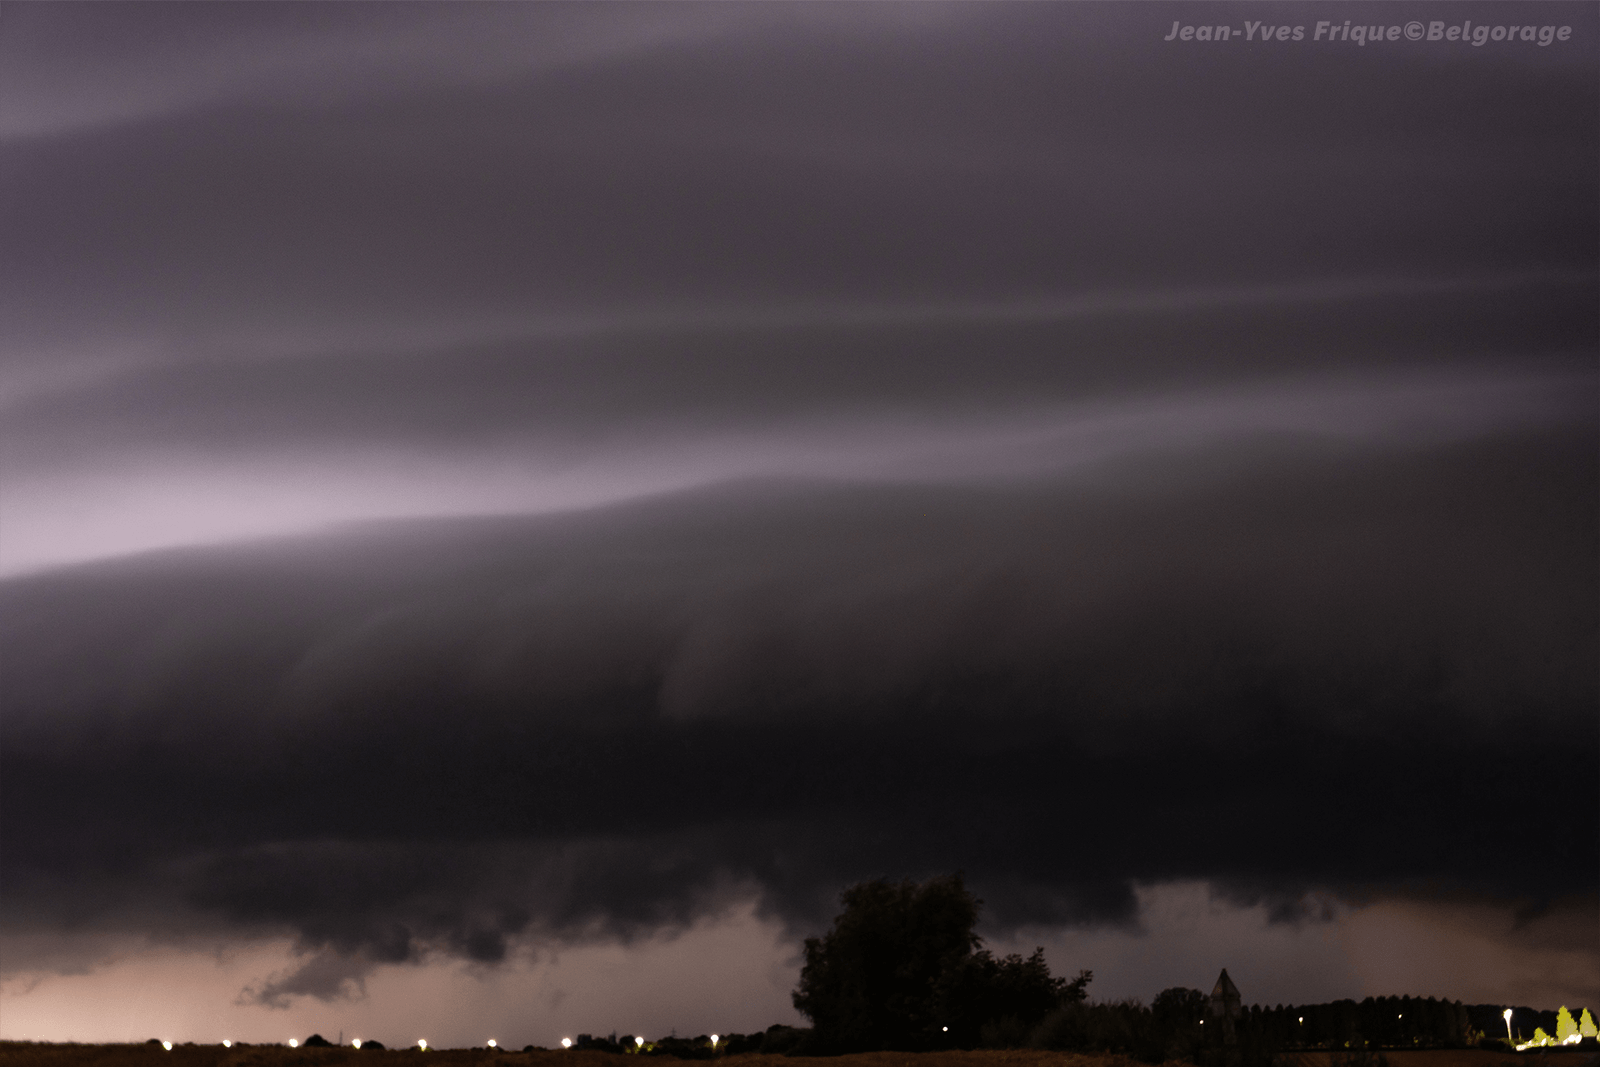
793 874 1087 1051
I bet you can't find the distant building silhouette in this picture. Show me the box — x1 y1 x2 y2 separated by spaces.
1209 969 1241 1018
1210 969 1242 1048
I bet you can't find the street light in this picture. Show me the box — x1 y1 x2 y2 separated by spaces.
636 1038 645 1048
562 1038 574 1049
1504 1009 1514 1043
488 1040 498 1048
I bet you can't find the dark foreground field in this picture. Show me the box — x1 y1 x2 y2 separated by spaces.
0 1051 1176 1067
3 1047 1597 1067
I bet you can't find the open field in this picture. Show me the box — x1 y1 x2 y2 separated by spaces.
2 1049 1597 1067
1284 1052 1599 1067
0 1051 1170 1067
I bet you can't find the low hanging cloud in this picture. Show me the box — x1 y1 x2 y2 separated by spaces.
241 949 380 1009
4 424 1594 988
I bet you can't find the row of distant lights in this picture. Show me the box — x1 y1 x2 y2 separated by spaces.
160 1008 1529 1052
162 1023 1363 1055
563 1035 719 1049
163 1039 427 1050
102 1023 1331 1052
163 1034 723 1051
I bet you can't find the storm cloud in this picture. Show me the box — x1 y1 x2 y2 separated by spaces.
5 427 1595 973
1 0 1595 1023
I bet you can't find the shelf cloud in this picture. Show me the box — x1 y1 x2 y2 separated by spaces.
1 0 1594 1031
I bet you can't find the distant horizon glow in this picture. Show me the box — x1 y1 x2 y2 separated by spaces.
0 885 1592 1047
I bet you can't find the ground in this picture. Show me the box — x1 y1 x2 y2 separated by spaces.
1 1047 1595 1067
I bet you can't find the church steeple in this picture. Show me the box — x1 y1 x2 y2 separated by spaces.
1209 968 1241 1019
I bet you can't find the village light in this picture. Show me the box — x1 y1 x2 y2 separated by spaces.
488 1040 498 1048
162 1042 173 1051
289 1040 299 1048
223 1041 233 1048
711 1035 718 1046
1505 1010 1515 1042
636 1037 645 1048
418 1040 428 1051
353 1040 362 1049
562 1038 573 1049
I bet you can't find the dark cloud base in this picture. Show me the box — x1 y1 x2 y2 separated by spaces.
4 428 1594 977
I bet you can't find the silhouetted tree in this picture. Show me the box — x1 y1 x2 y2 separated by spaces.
793 874 1086 1052
1154 987 1208 1027
935 947 1089 1047
794 874 982 1050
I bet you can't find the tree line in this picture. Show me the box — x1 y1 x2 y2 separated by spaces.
404 875 1586 1060
778 874 1591 1062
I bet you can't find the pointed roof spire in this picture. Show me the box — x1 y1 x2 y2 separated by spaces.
1209 968 1241 1018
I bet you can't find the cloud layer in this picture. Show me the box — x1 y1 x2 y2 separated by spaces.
5 428 1595 985
1 0 1595 1021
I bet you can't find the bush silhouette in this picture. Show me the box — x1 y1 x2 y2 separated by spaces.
757 1024 810 1055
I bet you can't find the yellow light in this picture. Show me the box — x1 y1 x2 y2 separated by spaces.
162 1042 173 1051
489 1041 497 1048
711 1035 719 1045
562 1038 573 1049
289 1040 299 1049
353 1040 362 1049
636 1038 645 1047
223 1041 233 1048
418 1040 428 1050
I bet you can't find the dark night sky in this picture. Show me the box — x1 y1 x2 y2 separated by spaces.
0 1 1595 1048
